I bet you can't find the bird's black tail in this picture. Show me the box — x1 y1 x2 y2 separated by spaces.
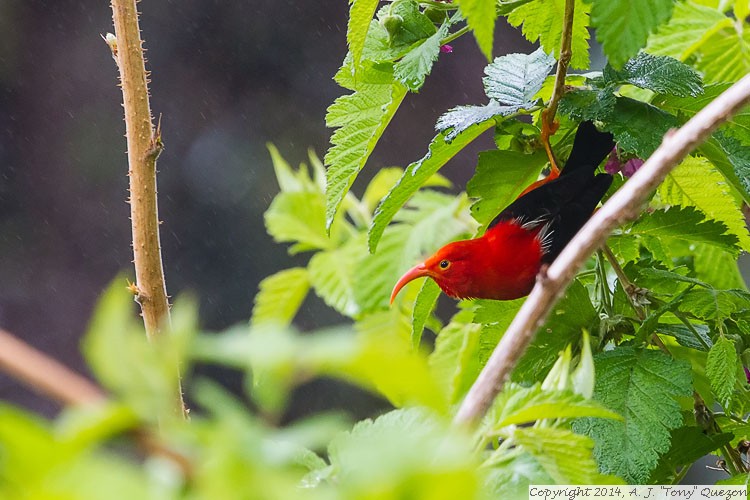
561 120 615 176
489 121 615 263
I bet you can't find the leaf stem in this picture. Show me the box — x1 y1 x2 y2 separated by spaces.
109 0 187 418
545 0 575 128
440 25 470 46
454 73 750 427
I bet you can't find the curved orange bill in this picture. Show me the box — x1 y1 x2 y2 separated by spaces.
390 263 430 305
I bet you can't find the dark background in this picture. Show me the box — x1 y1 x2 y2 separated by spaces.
0 0 532 416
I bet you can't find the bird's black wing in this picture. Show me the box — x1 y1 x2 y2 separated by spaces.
488 121 615 263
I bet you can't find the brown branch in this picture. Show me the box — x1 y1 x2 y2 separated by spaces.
110 0 186 417
0 328 105 406
454 74 750 427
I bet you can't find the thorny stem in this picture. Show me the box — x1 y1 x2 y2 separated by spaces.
109 0 187 418
454 73 750 427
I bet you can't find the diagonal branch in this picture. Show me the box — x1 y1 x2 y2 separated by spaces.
454 73 750 426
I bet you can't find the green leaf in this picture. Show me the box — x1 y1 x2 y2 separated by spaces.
514 427 621 484
703 132 750 202
693 244 748 290
658 83 750 144
695 20 750 83
590 0 676 68
325 68 407 230
658 156 750 250
655 323 713 351
347 0 381 72
601 97 678 157
706 336 739 410
678 288 750 322
251 268 310 326
429 310 484 404
629 206 740 256
308 238 362 317
83 279 195 422
412 278 442 348
646 1 729 61
458 0 497 60
265 191 334 254
368 122 493 252
328 408 479 497
436 102 517 141
466 149 547 228
394 23 449 91
604 52 703 97
488 384 622 430
558 89 616 122
507 0 592 70
378 0 437 50
483 48 555 107
573 347 693 483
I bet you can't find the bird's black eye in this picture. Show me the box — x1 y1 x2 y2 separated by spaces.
439 259 450 269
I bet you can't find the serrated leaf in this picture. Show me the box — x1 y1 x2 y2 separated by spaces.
264 191 334 254
514 427 620 484
429 310 484 404
507 0 592 69
483 48 555 106
308 239 361 317
646 1 729 61
693 243 748 290
412 278 441 348
601 97 679 157
655 323 713 351
703 132 750 203
558 89 616 122
436 102 517 141
488 384 622 430
573 347 693 483
458 0 497 60
347 0 381 73
325 70 407 230
393 23 449 91
696 20 750 83
657 83 750 144
658 156 750 250
605 52 703 97
590 0 676 68
251 268 310 326
466 149 547 228
368 121 493 252
678 288 750 322
707 336 739 410
630 207 740 256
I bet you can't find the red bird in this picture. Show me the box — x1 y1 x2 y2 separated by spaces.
390 121 615 303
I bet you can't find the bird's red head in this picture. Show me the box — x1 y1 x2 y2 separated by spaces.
390 240 480 304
